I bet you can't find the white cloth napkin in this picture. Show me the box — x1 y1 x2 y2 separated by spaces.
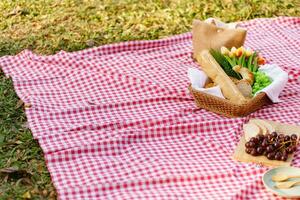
188 68 225 99
256 64 288 103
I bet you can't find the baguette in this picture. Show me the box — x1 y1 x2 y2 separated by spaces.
196 50 248 104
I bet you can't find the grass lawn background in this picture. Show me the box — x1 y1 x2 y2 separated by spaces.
0 0 299 199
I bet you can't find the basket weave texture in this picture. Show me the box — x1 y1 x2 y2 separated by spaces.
188 85 272 118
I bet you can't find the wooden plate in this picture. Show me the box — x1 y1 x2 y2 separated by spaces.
233 119 300 167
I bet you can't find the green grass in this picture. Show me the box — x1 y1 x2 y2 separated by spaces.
0 0 299 199
0 72 55 199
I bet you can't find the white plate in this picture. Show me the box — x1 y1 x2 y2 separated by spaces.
262 166 300 198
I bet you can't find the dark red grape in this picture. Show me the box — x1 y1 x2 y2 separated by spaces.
287 146 295 154
267 152 275 160
245 148 252 154
284 135 291 141
256 147 264 155
250 137 258 144
282 149 287 157
248 141 255 148
251 149 258 156
256 134 264 142
291 134 298 141
261 139 268 147
245 142 251 148
281 154 288 161
271 132 278 138
275 152 282 160
266 145 274 153
274 142 281 148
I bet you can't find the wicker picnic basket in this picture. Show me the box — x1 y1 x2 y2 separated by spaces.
188 85 272 118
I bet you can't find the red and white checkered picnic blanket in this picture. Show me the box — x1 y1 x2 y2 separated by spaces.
1 17 300 199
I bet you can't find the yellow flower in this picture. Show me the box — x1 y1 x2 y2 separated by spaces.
244 47 253 57
235 47 244 57
258 56 266 65
220 46 230 55
231 47 237 54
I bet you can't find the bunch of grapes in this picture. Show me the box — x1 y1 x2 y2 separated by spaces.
245 132 298 161
252 71 272 94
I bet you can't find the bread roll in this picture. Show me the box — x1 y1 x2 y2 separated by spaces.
236 80 253 98
250 119 275 134
250 120 268 135
244 123 261 142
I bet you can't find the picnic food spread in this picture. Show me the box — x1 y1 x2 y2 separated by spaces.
233 119 300 169
196 46 272 103
1 17 299 199
193 21 274 103
193 15 299 169
189 18 288 117
210 46 271 95
192 19 300 196
243 120 299 161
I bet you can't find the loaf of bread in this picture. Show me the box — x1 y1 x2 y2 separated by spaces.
196 50 248 104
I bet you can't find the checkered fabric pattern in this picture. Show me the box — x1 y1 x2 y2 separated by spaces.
1 17 300 200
